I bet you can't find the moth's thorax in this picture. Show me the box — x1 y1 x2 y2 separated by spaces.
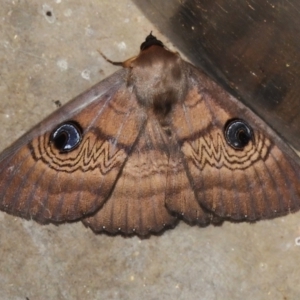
128 46 188 117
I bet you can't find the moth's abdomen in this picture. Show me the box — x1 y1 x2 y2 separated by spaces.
82 118 177 235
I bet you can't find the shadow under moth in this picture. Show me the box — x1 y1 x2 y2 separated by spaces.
1 33 300 237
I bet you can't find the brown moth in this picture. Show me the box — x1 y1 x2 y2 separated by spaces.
1 33 300 236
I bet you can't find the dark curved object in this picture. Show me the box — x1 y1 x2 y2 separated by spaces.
51 122 82 152
225 119 253 150
134 0 300 149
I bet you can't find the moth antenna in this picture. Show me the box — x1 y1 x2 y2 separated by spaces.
98 50 124 66
98 50 137 68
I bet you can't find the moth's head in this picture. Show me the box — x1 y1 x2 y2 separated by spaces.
125 34 188 116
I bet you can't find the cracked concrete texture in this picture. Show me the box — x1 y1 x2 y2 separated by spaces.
1 1 300 299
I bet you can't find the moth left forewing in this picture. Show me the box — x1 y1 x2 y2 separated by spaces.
0 70 146 224
171 63 300 221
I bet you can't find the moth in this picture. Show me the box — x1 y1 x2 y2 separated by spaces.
1 33 300 237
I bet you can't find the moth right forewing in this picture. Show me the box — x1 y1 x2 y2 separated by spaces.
171 64 300 221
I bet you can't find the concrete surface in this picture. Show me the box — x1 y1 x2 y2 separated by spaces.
1 1 300 299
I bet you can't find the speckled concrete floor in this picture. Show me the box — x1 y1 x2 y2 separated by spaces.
1 1 300 299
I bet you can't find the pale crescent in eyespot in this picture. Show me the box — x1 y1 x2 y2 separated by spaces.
1 33 300 236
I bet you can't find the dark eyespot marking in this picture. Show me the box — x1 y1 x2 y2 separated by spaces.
51 122 82 152
224 119 253 150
